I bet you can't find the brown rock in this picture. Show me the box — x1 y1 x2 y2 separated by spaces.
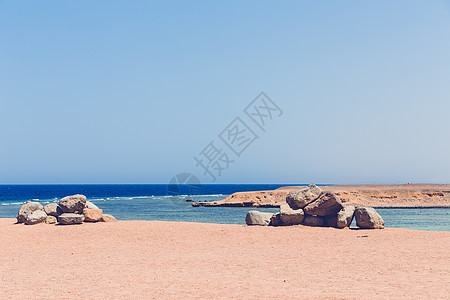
269 213 283 226
302 215 325 227
286 184 323 209
303 192 343 217
44 203 62 217
83 208 103 222
59 194 86 214
324 215 338 228
58 213 85 225
100 214 118 222
279 203 304 225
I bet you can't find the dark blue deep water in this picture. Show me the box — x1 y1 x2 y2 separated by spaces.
0 184 448 231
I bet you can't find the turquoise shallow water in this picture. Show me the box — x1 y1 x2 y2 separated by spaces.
374 208 449 231
0 185 448 231
1 195 449 231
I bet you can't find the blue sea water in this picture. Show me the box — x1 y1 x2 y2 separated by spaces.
0 184 448 231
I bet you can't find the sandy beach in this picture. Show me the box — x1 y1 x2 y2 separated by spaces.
1 218 448 299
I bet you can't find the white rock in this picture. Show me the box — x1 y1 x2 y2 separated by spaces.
337 206 355 228
17 201 44 223
26 210 47 225
245 211 273 226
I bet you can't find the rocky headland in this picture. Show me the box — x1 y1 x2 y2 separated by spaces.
192 184 450 208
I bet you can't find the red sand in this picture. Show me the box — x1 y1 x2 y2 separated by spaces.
0 218 449 299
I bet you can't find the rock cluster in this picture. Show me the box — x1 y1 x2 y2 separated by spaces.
245 184 384 229
16 194 118 225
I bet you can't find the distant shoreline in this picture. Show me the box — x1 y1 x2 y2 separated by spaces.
192 184 450 208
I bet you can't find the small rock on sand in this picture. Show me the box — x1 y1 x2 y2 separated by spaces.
45 216 58 224
100 214 118 222
355 207 384 229
58 213 85 225
245 211 273 226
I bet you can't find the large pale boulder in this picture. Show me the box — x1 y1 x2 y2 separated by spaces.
286 184 323 209
279 203 304 225
59 194 86 214
85 201 99 209
16 201 44 223
25 210 47 225
302 215 325 227
83 208 103 222
245 211 273 226
100 214 118 222
58 213 85 225
303 192 343 216
44 203 62 217
337 206 355 228
355 207 384 229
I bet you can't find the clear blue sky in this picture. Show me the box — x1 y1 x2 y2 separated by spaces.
1 0 449 184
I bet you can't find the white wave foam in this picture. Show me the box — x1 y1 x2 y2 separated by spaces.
1 202 24 206
82 194 225 203
190 194 225 197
